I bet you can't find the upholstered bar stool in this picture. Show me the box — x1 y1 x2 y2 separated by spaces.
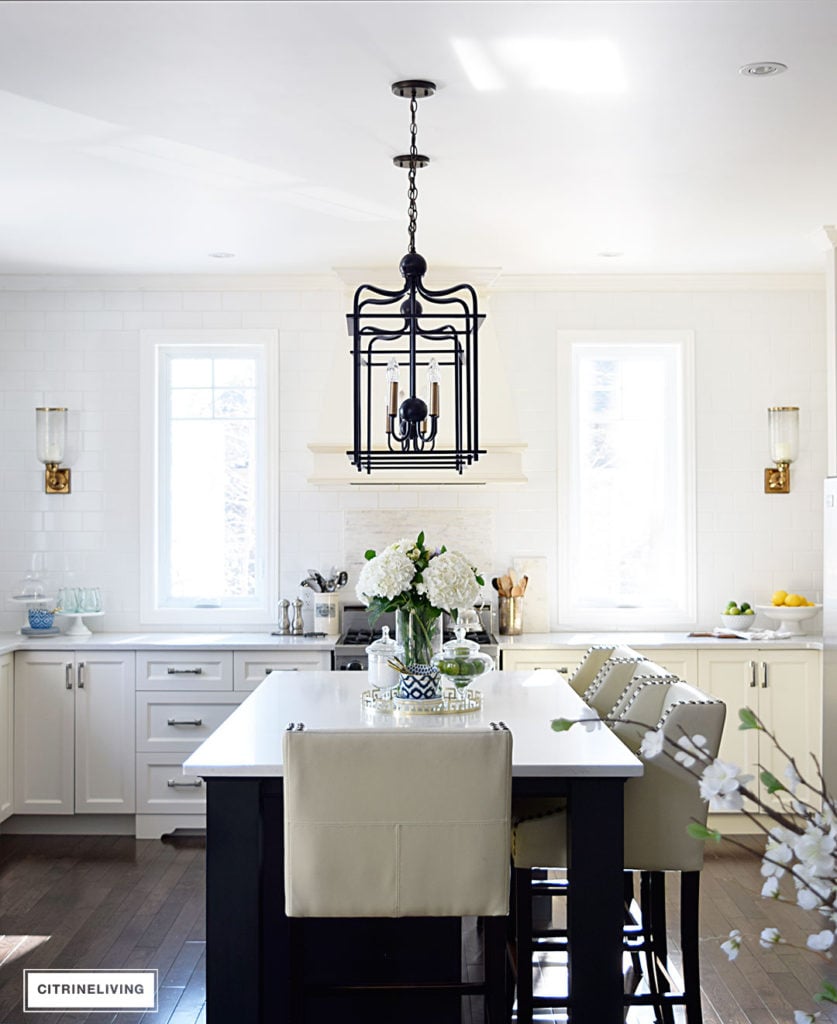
510 682 725 1024
283 726 513 1024
567 643 645 696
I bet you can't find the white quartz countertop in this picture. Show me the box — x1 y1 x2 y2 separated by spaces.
497 630 823 650
183 669 643 780
0 631 339 656
0 629 821 659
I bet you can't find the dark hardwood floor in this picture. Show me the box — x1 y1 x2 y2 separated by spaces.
0 834 205 1024
0 832 835 1024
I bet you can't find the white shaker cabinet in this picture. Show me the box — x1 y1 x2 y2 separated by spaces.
500 649 584 677
697 648 822 808
0 654 13 823
14 650 135 815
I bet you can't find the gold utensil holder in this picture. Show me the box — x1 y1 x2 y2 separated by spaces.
498 596 523 635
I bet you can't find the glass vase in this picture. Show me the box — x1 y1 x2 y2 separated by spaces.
396 608 443 668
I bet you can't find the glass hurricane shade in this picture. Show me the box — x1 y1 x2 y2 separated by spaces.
768 406 799 464
35 407 67 465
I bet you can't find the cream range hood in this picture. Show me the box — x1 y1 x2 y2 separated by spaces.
308 267 527 486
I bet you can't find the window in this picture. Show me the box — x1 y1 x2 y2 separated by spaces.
558 330 695 627
140 330 278 626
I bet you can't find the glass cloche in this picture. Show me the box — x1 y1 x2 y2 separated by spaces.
366 626 402 692
432 625 494 690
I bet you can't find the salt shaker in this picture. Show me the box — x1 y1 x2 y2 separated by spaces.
277 599 291 635
292 598 304 635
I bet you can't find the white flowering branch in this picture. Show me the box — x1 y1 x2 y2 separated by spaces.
551 705 837 1015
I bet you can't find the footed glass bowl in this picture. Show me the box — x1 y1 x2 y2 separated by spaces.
432 626 494 690
755 604 821 635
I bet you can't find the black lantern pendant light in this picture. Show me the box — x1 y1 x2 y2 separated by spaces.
347 80 485 473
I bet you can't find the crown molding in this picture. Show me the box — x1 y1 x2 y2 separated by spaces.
0 273 343 292
489 272 824 292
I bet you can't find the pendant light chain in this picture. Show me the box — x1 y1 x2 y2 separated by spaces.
407 91 419 254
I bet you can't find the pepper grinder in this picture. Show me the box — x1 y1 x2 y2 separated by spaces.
277 599 291 635
292 598 304 635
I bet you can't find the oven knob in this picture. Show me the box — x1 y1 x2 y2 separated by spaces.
343 660 364 671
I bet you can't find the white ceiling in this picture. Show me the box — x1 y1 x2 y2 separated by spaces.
1 0 836 276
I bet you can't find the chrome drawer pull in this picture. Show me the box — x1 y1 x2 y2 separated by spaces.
265 667 298 673
167 667 203 675
65 663 73 690
557 667 569 674
166 778 203 788
167 717 203 726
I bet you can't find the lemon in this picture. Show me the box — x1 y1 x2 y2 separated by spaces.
772 590 787 606
784 594 802 607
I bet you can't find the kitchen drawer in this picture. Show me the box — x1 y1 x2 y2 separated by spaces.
233 650 332 690
136 651 233 691
136 692 246 753
136 754 207 814
501 649 584 676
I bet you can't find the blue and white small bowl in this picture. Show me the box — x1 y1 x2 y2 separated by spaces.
397 664 442 702
28 608 55 630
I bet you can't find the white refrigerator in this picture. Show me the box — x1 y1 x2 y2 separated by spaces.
822 477 837 792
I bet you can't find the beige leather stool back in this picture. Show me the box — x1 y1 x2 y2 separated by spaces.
567 645 619 695
584 655 661 716
619 682 726 872
283 727 513 919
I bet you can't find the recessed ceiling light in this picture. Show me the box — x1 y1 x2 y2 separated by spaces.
598 250 623 258
208 252 235 259
739 61 787 78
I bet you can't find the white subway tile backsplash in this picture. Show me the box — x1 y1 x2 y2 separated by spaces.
0 275 827 629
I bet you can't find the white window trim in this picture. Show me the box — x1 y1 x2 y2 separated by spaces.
556 329 696 629
139 329 279 628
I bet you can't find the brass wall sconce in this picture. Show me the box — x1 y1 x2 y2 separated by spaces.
764 406 798 494
35 407 71 494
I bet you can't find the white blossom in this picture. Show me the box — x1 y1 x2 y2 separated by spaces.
759 927 783 948
355 547 415 603
417 550 480 613
720 929 742 961
673 733 709 769
794 1012 821 1024
785 761 802 795
761 876 780 899
699 759 754 812
794 826 837 879
761 837 793 879
806 929 835 952
639 729 664 759
577 705 601 733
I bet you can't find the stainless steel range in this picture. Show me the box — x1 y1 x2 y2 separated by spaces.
334 604 499 671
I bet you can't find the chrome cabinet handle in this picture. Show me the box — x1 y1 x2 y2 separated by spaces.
557 667 569 674
166 717 203 727
77 662 85 688
167 666 203 675
749 660 757 687
265 666 297 673
167 778 203 789
65 663 73 690
762 661 769 688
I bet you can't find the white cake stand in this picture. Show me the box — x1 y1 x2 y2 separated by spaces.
56 611 104 637
755 604 821 635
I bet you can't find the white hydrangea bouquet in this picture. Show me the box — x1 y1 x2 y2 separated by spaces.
356 531 484 668
553 704 837 1023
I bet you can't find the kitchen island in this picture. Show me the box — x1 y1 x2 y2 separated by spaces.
184 668 642 1024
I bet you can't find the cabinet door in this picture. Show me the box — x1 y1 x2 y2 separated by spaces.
75 652 136 814
14 651 74 814
697 650 760 784
501 649 583 677
633 648 699 684
756 650 822 797
0 655 13 822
